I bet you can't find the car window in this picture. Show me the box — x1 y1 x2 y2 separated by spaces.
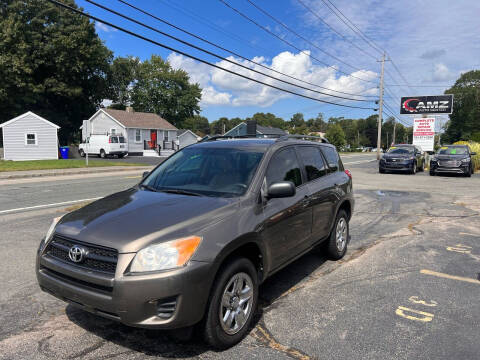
143 147 264 197
118 136 126 143
297 146 327 182
266 147 302 187
320 146 341 172
110 136 119 143
437 146 468 155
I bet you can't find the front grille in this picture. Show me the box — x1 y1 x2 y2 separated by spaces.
439 160 459 167
41 266 113 293
46 234 118 274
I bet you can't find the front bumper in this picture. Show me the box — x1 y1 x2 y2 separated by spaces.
379 160 414 171
36 246 215 329
430 162 469 174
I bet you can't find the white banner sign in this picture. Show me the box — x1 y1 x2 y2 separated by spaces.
413 117 435 152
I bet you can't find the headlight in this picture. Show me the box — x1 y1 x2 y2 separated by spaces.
40 216 63 249
130 236 202 273
461 157 470 163
409 156 416 160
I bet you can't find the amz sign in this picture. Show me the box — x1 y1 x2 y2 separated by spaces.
400 95 453 114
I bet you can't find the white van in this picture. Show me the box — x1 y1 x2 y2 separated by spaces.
79 134 128 158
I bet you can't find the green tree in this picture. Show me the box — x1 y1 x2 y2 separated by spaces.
325 123 346 149
0 0 113 143
306 113 327 132
442 70 480 143
107 56 139 107
290 113 305 128
131 55 201 127
181 115 210 135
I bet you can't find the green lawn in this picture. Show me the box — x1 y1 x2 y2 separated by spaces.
0 159 145 172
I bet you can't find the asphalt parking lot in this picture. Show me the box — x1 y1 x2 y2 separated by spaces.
0 153 479 359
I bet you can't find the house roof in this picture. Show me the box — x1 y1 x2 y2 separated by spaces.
256 125 286 135
103 109 177 130
177 129 198 137
0 111 60 129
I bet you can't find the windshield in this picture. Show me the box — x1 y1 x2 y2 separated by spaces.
437 146 468 155
387 146 413 154
142 146 264 197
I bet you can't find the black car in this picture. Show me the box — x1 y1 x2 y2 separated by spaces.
430 145 476 177
379 144 425 174
36 136 354 349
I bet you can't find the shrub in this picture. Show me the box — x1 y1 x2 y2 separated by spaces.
453 141 480 170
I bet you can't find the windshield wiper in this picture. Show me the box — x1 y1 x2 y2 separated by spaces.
158 188 202 197
140 184 158 192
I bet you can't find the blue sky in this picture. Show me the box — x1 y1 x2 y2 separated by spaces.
77 0 480 128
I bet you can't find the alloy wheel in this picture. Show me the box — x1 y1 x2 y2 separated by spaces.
219 272 254 335
336 217 347 252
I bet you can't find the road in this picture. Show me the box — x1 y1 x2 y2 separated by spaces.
1 152 479 359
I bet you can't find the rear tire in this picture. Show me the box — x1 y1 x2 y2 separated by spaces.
203 257 258 350
327 209 349 260
99 149 106 158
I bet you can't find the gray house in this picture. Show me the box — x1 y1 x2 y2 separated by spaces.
224 122 286 137
177 129 200 149
82 108 177 156
0 111 60 161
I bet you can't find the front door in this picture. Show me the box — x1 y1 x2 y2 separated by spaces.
150 130 157 149
261 147 312 270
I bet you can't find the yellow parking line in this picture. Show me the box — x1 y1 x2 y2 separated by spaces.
459 232 479 237
124 176 141 179
420 269 480 285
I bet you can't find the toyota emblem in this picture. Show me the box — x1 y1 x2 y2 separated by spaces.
68 245 86 263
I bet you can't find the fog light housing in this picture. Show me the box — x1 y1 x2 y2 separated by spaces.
150 296 178 319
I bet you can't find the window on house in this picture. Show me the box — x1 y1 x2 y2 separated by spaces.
135 129 141 142
25 133 37 145
110 128 116 135
165 131 169 141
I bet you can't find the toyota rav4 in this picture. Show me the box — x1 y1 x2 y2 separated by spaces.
36 136 354 349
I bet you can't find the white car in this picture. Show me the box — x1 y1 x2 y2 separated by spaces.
79 134 128 158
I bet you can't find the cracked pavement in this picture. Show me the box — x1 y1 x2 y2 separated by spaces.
0 157 479 359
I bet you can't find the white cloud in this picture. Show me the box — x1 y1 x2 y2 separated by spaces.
432 63 454 82
167 50 378 108
95 22 117 33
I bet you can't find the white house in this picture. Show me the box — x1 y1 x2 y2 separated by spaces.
82 107 177 156
177 129 201 149
0 111 60 161
224 122 286 137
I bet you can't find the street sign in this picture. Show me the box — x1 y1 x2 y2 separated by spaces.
400 95 453 114
413 118 435 152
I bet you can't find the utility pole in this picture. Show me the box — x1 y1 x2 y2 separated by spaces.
376 52 386 160
392 120 396 146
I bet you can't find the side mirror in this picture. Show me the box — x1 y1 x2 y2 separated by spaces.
471 152 476 156
267 181 296 199
142 171 150 179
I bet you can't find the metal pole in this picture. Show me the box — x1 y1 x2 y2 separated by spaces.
392 120 396 146
376 52 386 160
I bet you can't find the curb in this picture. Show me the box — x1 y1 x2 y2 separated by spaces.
0 166 153 180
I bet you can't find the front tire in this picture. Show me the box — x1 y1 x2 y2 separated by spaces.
379 168 385 174
411 163 417 175
79 149 85 157
327 209 349 260
99 149 106 158
203 258 258 350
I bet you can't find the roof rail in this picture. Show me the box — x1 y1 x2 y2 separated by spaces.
200 134 274 142
275 134 330 144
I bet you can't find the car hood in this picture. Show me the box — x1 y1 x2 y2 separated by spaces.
55 188 238 253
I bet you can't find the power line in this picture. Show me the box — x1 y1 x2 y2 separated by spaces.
47 0 376 110
244 0 378 77
218 0 379 84
321 0 384 55
294 0 378 61
117 0 378 99
86 0 373 103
